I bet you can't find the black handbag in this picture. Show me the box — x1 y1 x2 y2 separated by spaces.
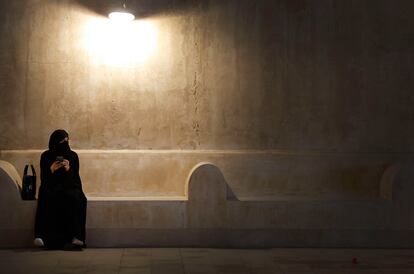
21 164 37 200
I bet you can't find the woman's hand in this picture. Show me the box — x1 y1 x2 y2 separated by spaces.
50 161 64 173
50 159 70 173
62 159 70 172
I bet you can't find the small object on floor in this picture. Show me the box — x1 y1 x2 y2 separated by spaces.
33 238 44 247
352 257 358 264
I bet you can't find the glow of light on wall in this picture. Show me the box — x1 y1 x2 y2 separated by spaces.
83 18 157 66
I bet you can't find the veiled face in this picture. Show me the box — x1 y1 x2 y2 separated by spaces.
59 137 69 144
49 129 70 151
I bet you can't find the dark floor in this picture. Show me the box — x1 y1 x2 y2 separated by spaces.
0 248 413 274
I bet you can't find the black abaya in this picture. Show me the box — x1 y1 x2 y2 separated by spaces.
34 131 87 248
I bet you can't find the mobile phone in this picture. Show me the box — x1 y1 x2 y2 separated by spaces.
56 156 64 162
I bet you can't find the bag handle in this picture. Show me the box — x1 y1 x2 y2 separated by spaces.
23 164 36 176
23 164 29 176
30 164 36 177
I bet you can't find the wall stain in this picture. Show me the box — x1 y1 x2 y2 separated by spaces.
192 36 201 147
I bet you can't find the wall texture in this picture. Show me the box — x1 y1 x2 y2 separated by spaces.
0 0 413 151
0 0 414 247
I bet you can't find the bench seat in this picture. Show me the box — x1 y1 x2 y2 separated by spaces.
1 152 413 248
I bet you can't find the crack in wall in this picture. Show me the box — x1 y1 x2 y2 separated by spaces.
191 23 202 149
192 71 200 147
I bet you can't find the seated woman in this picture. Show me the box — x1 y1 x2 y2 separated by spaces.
33 129 87 249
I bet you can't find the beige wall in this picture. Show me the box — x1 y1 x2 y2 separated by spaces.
0 0 413 151
0 0 413 198
1 1 414 247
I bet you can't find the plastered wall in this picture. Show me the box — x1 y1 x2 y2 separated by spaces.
1 0 414 247
0 1 413 203
0 0 413 152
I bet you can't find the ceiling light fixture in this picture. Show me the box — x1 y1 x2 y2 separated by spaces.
108 0 135 22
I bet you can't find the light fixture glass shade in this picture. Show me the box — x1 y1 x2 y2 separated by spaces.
108 11 135 22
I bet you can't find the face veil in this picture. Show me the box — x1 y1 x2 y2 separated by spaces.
48 129 71 156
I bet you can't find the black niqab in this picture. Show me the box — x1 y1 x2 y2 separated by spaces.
49 129 70 156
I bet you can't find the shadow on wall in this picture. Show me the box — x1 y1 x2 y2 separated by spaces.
70 0 209 19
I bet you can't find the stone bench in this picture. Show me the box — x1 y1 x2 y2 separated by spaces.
0 149 402 200
1 152 414 248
